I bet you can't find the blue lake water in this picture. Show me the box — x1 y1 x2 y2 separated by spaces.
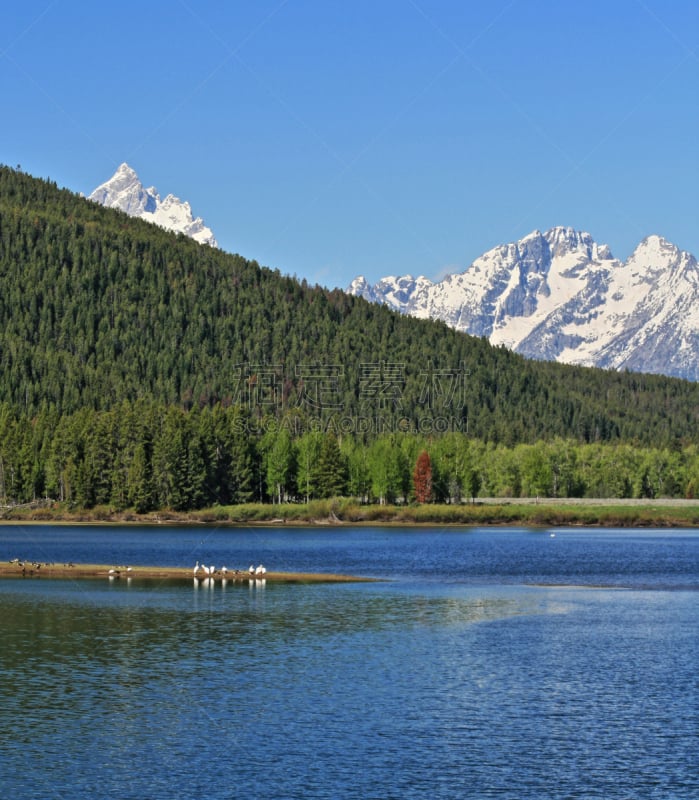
1 525 697 799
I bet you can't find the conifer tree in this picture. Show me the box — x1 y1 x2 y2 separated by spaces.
127 442 153 512
313 433 347 499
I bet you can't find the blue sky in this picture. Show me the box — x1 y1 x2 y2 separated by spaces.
2 1 697 289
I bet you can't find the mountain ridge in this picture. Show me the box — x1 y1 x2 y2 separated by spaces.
347 227 699 381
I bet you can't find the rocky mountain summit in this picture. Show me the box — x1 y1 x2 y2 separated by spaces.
89 163 217 247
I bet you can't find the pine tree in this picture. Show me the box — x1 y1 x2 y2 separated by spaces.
222 407 257 504
313 433 347 499
127 442 153 512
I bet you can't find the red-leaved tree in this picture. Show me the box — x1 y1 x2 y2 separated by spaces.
413 450 433 504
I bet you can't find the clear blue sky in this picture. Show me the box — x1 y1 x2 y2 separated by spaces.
2 1 697 289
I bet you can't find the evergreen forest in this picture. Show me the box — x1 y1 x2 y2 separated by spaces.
1 164 699 510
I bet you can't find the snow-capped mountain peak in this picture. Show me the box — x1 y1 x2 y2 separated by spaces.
89 163 217 247
348 227 699 381
346 275 377 302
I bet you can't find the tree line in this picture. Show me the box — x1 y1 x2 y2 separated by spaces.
2 402 699 511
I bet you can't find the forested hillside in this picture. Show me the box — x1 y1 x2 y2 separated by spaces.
3 165 699 509
1 164 698 449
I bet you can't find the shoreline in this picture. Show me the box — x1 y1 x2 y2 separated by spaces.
2 498 699 528
0 561 376 583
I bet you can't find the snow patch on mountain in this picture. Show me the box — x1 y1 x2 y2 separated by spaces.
89 163 217 247
348 227 699 381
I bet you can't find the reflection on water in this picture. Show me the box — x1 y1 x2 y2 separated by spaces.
0 527 698 799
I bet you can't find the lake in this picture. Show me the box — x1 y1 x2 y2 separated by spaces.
1 525 697 799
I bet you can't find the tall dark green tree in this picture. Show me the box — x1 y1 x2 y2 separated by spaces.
312 433 347 499
127 442 153 512
219 407 257 504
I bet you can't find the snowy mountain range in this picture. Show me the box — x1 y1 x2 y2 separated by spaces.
348 227 699 381
89 163 217 247
87 167 697 382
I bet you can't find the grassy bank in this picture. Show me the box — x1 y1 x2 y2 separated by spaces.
2 498 699 527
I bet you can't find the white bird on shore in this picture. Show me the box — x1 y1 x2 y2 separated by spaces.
249 565 255 575
221 566 228 575
194 560 200 576
255 564 266 575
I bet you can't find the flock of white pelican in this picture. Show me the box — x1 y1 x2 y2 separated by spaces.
108 565 133 578
192 560 267 584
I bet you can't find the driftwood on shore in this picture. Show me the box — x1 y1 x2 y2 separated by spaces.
0 498 56 519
